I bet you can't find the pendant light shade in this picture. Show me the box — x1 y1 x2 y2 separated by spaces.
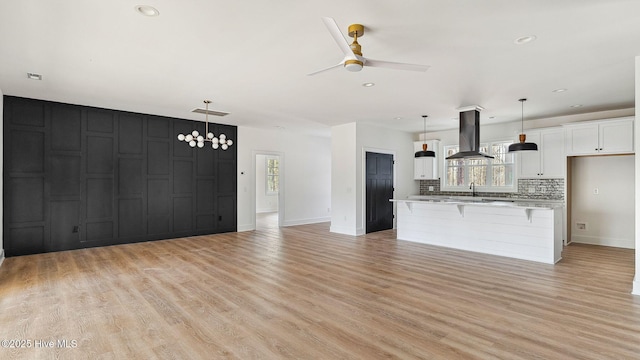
415 115 435 158
508 98 538 152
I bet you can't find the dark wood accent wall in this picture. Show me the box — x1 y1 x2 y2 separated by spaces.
3 96 237 256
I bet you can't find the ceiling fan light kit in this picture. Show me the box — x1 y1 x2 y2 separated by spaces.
177 100 233 150
344 59 363 72
508 98 538 152
307 17 429 76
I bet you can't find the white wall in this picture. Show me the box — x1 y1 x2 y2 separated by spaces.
330 122 418 235
634 55 640 295
571 155 635 248
255 154 278 213
330 123 357 235
237 126 331 231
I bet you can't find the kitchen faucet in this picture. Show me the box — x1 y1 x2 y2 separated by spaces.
469 182 476 197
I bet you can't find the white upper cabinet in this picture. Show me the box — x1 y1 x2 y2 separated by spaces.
519 128 565 178
413 140 439 180
564 117 634 156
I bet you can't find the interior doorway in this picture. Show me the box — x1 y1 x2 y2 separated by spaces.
255 153 283 230
365 151 394 233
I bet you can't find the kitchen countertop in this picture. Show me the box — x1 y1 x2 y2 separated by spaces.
393 195 564 210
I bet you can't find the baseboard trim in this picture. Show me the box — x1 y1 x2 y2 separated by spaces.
283 217 330 227
330 225 358 236
256 209 278 214
237 224 254 232
633 277 640 296
571 235 635 249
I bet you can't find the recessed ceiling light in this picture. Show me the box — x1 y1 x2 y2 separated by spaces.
362 82 375 87
552 88 568 93
514 35 537 45
135 5 159 17
27 72 42 80
394 117 402 120
570 104 583 108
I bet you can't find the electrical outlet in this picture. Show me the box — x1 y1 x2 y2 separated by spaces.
593 188 599 195
576 222 587 230
428 186 434 192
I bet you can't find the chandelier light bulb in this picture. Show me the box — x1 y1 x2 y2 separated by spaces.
177 100 233 150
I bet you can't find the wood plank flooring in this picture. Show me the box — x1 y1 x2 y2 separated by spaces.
0 222 639 359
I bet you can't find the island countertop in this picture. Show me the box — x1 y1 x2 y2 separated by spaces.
391 195 564 210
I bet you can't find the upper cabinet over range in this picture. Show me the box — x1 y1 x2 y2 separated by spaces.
563 117 634 156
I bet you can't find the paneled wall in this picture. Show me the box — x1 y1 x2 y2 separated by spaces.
3 96 237 256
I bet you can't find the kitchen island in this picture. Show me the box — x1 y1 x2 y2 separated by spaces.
391 197 563 264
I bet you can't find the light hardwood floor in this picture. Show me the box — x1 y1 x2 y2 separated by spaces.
0 223 639 359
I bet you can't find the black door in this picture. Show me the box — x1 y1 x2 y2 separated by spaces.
365 152 394 233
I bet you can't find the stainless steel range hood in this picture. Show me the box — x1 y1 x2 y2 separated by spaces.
445 106 494 160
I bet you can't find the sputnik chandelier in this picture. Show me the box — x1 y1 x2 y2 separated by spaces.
177 100 233 149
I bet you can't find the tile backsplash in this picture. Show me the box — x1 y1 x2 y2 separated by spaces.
419 178 564 201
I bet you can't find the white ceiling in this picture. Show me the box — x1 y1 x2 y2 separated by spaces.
1 1 639 137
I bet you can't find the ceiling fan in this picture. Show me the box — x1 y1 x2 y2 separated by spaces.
308 17 430 76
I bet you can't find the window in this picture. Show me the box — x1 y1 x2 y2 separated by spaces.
266 156 279 194
443 141 515 191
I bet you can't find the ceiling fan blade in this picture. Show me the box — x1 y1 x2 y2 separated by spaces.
364 58 430 72
321 17 357 59
307 62 343 76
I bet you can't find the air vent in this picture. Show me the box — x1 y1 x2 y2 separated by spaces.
191 108 229 117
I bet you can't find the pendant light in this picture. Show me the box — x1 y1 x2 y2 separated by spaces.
508 98 538 152
177 100 233 150
415 115 435 158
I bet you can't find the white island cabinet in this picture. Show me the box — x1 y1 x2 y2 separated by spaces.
391 199 563 264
